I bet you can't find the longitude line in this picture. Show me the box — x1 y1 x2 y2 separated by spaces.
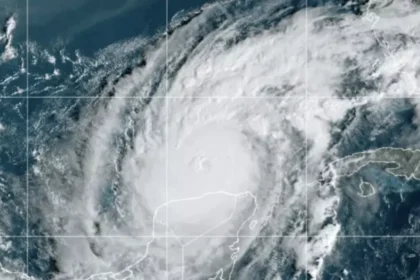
305 1 309 279
26 0 30 276
165 0 170 279
181 247 185 280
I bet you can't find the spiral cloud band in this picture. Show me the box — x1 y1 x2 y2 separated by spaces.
1 0 420 279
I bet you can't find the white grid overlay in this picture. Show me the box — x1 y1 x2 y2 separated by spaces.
26 0 30 275
165 0 170 277
2 235 420 238
1 95 420 99
8 0 419 279
305 0 309 278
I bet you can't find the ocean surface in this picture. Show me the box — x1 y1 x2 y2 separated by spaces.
1 0 420 279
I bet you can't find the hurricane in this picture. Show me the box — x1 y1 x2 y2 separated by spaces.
1 0 420 279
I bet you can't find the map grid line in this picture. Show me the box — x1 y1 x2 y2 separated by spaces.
12 2 420 279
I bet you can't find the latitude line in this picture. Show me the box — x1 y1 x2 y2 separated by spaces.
1 95 420 99
1 235 419 238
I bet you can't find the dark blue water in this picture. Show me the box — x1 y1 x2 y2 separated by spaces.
28 0 217 55
2 0 420 279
